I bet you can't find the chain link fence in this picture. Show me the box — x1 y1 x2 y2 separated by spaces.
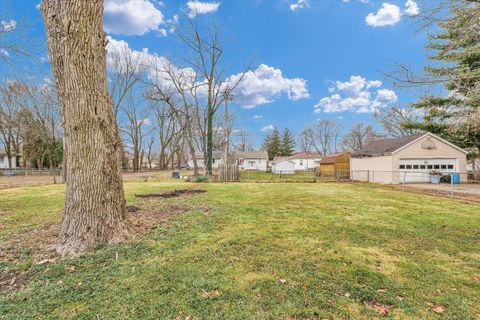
0 169 62 189
1 168 478 202
239 170 479 201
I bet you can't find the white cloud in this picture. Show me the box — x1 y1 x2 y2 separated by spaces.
0 48 10 57
314 75 397 113
253 115 263 119
104 0 164 36
0 19 16 32
365 3 402 27
227 64 309 108
261 124 275 132
106 36 153 72
404 0 419 16
186 1 220 18
290 0 309 12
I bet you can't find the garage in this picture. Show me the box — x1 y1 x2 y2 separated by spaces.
350 132 468 184
399 158 457 183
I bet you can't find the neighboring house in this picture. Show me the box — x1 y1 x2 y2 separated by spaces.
350 132 468 184
282 151 321 171
187 151 224 170
271 158 295 174
234 151 268 171
0 150 18 169
318 152 351 178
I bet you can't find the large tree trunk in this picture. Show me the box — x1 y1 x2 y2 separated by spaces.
41 0 129 256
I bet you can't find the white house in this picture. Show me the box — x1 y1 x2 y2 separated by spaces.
234 151 268 171
283 151 321 171
271 159 295 174
187 151 224 170
350 132 468 184
0 151 17 169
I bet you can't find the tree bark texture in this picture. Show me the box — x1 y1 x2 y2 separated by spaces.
41 0 129 256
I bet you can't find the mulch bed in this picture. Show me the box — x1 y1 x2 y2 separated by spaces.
134 189 206 199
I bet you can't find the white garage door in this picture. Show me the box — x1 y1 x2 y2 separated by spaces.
399 159 456 183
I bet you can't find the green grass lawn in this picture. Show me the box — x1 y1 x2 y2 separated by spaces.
1 182 479 319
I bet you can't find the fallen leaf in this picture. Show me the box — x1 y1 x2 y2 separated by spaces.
199 289 221 298
300 283 308 291
363 300 394 316
395 295 404 301
75 282 82 288
278 278 287 285
344 292 351 298
427 303 445 314
65 265 76 271
376 288 387 293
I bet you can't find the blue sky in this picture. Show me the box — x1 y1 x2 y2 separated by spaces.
5 0 428 147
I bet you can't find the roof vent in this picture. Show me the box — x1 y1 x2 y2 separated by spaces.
421 138 436 150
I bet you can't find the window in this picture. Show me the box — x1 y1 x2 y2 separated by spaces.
413 165 419 169
406 165 412 169
249 161 255 168
299 160 303 166
420 165 426 169
212 159 215 164
448 165 454 169
434 165 440 169
399 165 405 169
259 159 262 164
427 165 433 169
441 165 447 169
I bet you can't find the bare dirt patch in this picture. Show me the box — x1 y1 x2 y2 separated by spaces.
135 189 206 199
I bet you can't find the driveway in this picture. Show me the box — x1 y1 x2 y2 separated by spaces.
409 183 480 196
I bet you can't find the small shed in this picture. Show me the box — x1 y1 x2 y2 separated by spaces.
319 152 351 177
271 159 295 174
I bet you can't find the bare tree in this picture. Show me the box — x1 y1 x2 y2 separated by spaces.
177 18 251 175
121 92 153 171
41 0 129 256
374 106 422 137
233 130 254 152
0 81 25 167
145 56 202 175
297 128 313 152
150 98 178 170
341 123 379 151
306 120 341 156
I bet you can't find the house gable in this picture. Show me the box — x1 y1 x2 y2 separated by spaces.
392 133 468 156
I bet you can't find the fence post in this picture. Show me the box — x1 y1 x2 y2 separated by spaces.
450 174 454 198
403 171 406 192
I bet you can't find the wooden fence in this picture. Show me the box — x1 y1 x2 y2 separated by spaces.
218 164 240 182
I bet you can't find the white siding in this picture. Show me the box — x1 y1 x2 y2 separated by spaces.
238 158 267 171
272 160 295 174
291 158 318 171
0 155 16 169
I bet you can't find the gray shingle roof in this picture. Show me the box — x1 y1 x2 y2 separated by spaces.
352 133 425 157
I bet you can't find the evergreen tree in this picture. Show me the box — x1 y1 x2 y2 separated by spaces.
262 127 280 160
404 1 480 156
280 128 296 156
